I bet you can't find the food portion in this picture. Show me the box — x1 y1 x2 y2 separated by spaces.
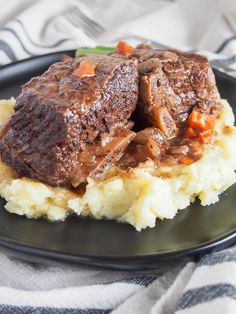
134 46 221 125
0 41 236 230
0 55 138 187
0 99 235 230
117 45 223 168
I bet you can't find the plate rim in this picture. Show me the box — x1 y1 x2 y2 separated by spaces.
0 219 235 261
0 50 236 268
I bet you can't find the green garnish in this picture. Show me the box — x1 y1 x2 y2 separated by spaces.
75 46 115 56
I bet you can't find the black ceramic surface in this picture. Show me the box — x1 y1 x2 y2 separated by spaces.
0 51 235 270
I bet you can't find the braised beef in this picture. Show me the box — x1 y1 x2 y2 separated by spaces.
116 45 222 168
71 127 135 187
134 127 167 145
0 44 223 188
119 126 205 168
133 45 221 128
0 55 138 187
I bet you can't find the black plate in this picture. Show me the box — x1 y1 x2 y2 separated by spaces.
0 50 236 270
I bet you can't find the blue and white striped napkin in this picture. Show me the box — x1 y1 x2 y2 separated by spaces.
0 0 236 75
0 0 236 313
0 248 235 313
175 250 236 314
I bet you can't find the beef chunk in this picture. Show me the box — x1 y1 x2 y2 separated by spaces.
71 127 135 187
114 44 222 168
0 55 138 187
133 46 221 131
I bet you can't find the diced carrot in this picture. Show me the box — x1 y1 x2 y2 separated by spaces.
189 110 216 132
205 115 216 130
179 156 194 165
186 127 196 138
188 111 206 130
198 129 214 144
116 40 134 57
73 61 95 78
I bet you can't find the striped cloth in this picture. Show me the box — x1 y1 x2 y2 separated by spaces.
0 248 236 313
175 250 236 314
0 0 236 75
0 0 236 313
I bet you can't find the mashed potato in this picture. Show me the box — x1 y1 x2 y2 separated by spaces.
0 98 236 230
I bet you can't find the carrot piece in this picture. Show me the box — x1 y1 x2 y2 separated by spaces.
205 115 216 130
188 111 206 130
186 127 196 138
198 129 214 144
116 40 134 57
73 61 95 78
179 156 194 165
